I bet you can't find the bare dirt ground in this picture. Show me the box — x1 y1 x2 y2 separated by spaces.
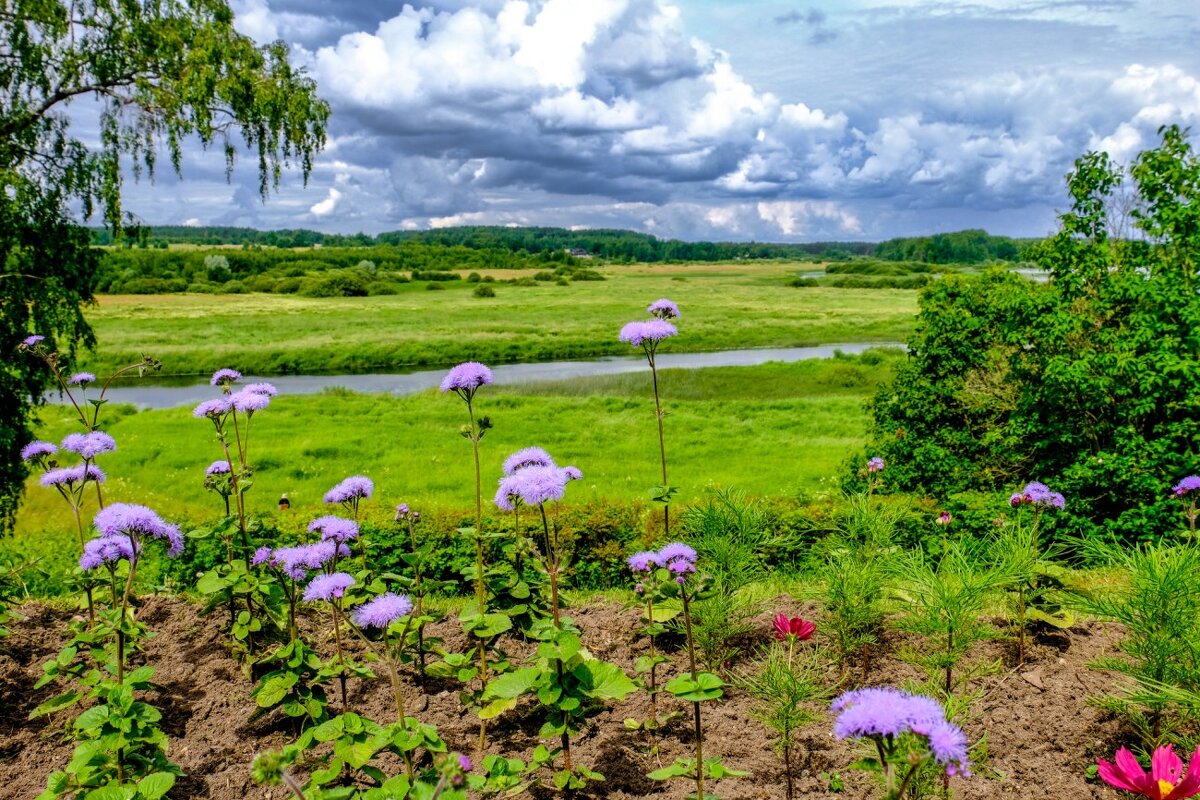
0 595 1133 799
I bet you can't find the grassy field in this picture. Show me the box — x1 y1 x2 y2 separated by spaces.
75 263 917 376
16 353 899 550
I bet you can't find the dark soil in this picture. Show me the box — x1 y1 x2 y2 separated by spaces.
0 595 1134 799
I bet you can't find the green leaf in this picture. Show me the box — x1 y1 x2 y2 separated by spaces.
30 690 80 719
575 661 636 701
74 704 110 731
647 759 694 781
136 772 176 800
665 672 724 702
484 667 540 701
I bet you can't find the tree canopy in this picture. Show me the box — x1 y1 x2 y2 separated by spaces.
0 0 329 528
869 125 1200 543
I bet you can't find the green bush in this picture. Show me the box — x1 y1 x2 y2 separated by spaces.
300 270 370 297
220 279 248 294
366 281 400 296
473 284 495 298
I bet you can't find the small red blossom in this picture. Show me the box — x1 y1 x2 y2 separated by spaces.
1099 745 1200 800
772 614 815 641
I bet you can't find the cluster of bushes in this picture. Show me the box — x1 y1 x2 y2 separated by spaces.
94 242 589 295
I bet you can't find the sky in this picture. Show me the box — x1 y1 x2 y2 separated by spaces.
112 0 1200 242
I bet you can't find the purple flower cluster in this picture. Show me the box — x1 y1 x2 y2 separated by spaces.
80 534 140 571
20 440 57 462
831 687 969 776
205 460 231 476
352 592 414 628
259 541 348 580
260 541 345 580
231 389 271 414
193 397 232 419
20 334 45 348
627 551 660 572
439 361 493 394
502 446 556 476
243 382 278 397
94 503 184 556
68 372 96 386
494 461 581 511
324 475 374 504
62 431 116 459
210 368 241 387
308 515 360 543
647 298 681 319
1173 475 1200 497
618 319 678 348
867 457 885 473
1010 481 1065 509
395 502 421 522
41 464 106 488
631 541 698 584
304 572 356 602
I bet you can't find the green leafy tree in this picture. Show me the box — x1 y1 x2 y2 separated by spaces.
0 0 330 529
869 125 1200 543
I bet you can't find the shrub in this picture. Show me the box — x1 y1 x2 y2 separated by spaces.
473 284 495 298
300 271 370 297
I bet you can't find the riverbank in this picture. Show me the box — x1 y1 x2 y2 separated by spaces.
72 265 917 376
16 353 898 548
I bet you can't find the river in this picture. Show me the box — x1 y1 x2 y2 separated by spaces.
48 342 903 410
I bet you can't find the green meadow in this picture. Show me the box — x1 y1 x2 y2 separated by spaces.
16 352 900 545
75 263 917 376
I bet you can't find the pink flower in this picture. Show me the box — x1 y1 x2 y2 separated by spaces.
1099 745 1200 799
937 511 952 525
772 614 815 641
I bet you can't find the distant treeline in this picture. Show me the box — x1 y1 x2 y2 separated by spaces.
92 224 1030 265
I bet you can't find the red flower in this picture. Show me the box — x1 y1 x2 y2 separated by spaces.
772 614 815 641
1099 745 1200 799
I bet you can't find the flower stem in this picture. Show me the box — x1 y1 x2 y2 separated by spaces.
465 395 489 756
647 349 670 536
681 588 703 800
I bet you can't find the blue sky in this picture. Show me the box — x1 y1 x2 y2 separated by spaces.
115 0 1200 241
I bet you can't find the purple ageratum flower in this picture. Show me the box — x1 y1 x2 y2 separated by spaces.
205 460 231 476
657 542 697 565
867 457 885 473
304 572 356 602
324 475 374 504
627 551 660 572
561 465 582 482
41 464 106 487
912 717 971 776
351 592 414 628
308 515 360 543
68 372 96 386
271 541 345 580
231 389 270 414
20 334 45 348
439 361 493 394
193 397 232 419
831 687 946 740
619 319 678 348
244 382 278 397
20 440 57 461
80 534 139 570
61 431 116 459
251 546 273 566
1173 475 1200 497
395 503 411 521
210 368 242 386
502 446 556 476
647 298 681 319
457 754 472 772
93 503 184 556
498 464 568 509
1012 481 1064 510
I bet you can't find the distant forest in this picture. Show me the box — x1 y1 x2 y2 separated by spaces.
93 225 1031 265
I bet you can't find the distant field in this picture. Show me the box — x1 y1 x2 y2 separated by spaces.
14 354 900 566
75 263 917 376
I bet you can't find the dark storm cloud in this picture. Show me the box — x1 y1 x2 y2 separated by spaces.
112 0 1200 241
